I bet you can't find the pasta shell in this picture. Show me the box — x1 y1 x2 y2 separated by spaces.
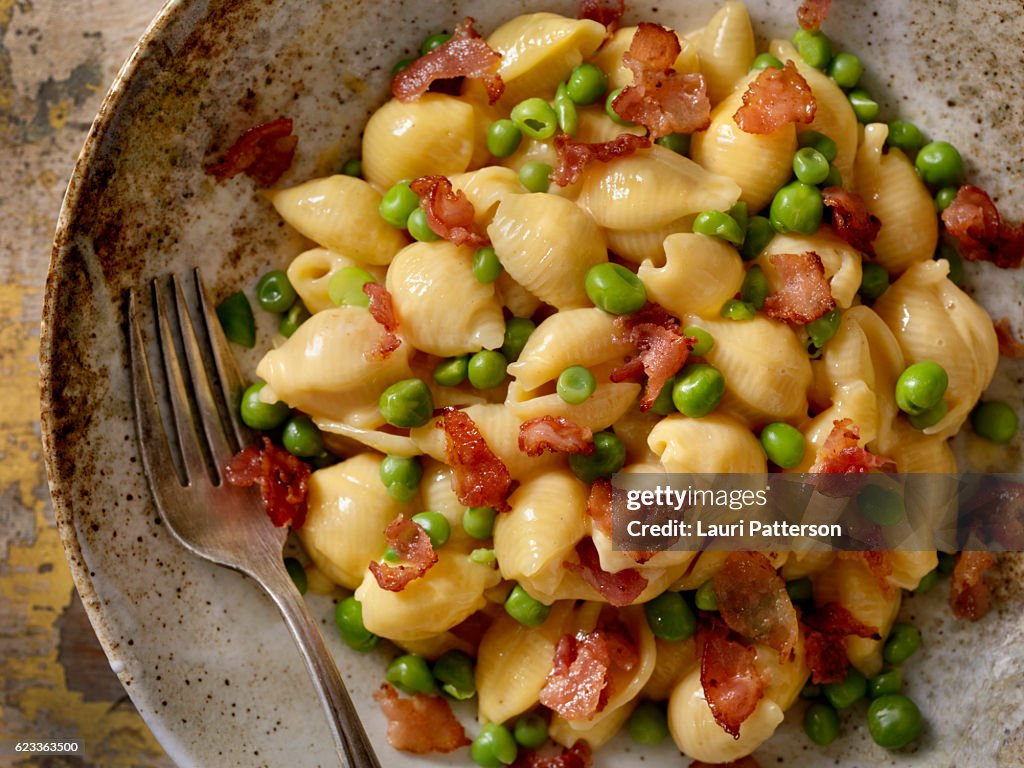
697 2 756 105
648 413 767 474
639 233 744 317
759 229 863 309
286 247 385 314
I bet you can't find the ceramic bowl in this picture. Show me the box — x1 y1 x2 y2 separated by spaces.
41 0 1024 766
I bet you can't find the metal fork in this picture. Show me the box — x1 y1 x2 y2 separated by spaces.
128 270 381 768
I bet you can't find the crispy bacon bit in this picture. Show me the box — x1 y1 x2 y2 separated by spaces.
734 61 816 135
822 187 882 255
610 23 712 138
763 252 835 324
610 303 691 409
803 602 879 684
713 552 800 659
225 437 310 527
811 419 895 474
578 0 625 31
950 551 996 621
540 632 611 720
207 117 297 186
565 537 648 607
362 282 401 360
512 742 593 768
691 758 762 768
994 318 1024 358
373 684 470 753
552 133 651 187
942 185 1024 269
698 619 764 738
409 175 488 247
392 18 504 104
438 407 513 512
803 602 880 639
518 416 594 457
586 479 615 537
797 0 831 31
369 516 439 592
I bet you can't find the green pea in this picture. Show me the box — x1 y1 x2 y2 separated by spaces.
379 180 420 228
751 52 784 71
463 506 497 540
511 97 558 140
914 569 939 595
936 241 965 286
387 654 435 695
672 364 725 418
216 291 256 348
392 57 415 75
938 552 957 576
585 263 648 315
240 381 290 430
786 576 813 603
379 378 434 427
502 317 536 362
628 700 669 745
822 164 843 188
848 89 879 123
644 591 696 642
282 415 324 458
433 649 476 700
887 120 925 152
649 377 677 415
804 702 840 746
695 579 718 611
381 546 402 563
340 157 362 177
693 210 745 245
730 201 749 236
798 130 839 163
793 29 832 69
828 52 863 89
720 299 756 321
824 667 867 710
513 713 548 749
568 431 626 483
407 206 439 242
971 401 1019 444
915 140 963 186
567 62 609 105
760 422 807 468
279 301 310 338
379 454 423 503
472 722 518 768
256 270 298 313
487 119 523 158
434 355 469 387
934 186 958 212
740 265 770 309
327 266 376 308
683 326 715 356
908 399 948 430
793 147 831 186
859 261 890 301
807 308 841 349
284 557 307 594
505 584 551 627
883 623 921 665
473 246 504 284
867 694 923 749
868 668 903 699
469 548 496 566
655 132 690 155
741 215 775 260
467 350 508 389
335 596 378 652
557 365 597 404
420 31 451 56
895 361 949 415
770 181 824 234
519 161 552 193
411 511 450 548
858 484 905 527
554 82 578 137
605 87 634 125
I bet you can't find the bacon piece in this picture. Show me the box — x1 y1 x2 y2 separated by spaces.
409 175 488 248
369 516 439 592
797 0 831 31
691 758 762 768
942 185 1024 269
362 282 402 360
586 478 615 537
539 632 612 721
734 61 816 135
373 684 470 753
994 318 1024 358
578 0 625 32
802 602 879 684
611 23 712 138
838 551 895 597
810 419 895 475
392 18 504 104
803 602 880 639
822 187 882 255
438 407 513 512
207 117 297 186
763 252 835 324
950 551 996 621
565 537 648 607
518 416 594 457
610 304 691 409
698 619 764 738
713 552 800 659
513 742 593 768
552 133 651 187
225 437 310 528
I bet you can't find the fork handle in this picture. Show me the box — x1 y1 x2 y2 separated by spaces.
254 561 382 768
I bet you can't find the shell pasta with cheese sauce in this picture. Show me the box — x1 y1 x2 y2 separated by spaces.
225 0 1020 764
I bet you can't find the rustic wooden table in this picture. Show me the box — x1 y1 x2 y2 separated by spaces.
1 1 173 765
